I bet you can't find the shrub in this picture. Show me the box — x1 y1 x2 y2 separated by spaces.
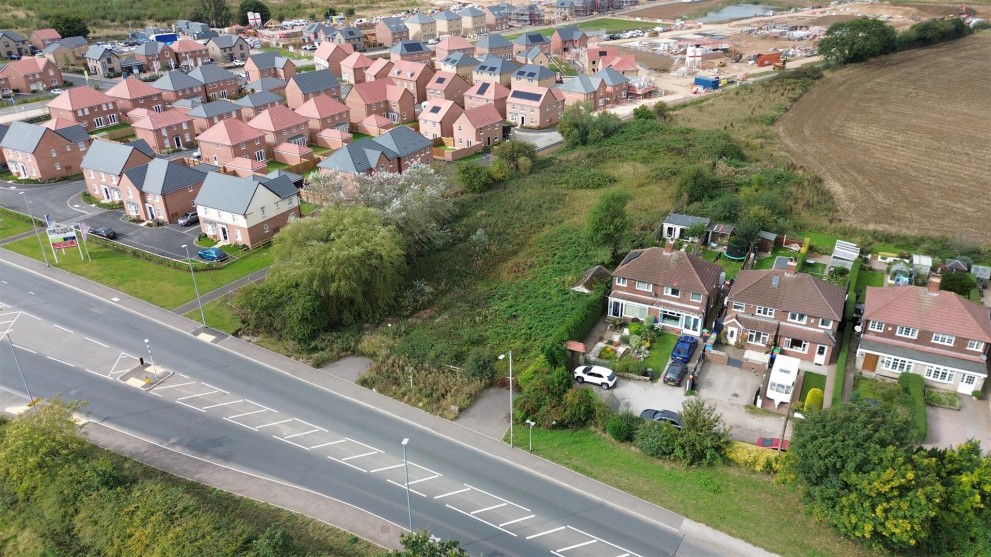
628 322 643 336
634 421 680 459
898 373 928 442
488 158 510 183
457 161 493 193
804 388 824 413
464 348 495 382
725 441 781 474
612 358 647 376
599 346 616 360
675 398 730 466
561 387 598 428
516 355 551 390
606 411 641 442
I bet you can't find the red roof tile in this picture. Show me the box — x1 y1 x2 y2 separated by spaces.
248 105 308 132
294 94 349 119
314 42 353 61
729 269 846 321
172 38 208 53
341 52 374 69
131 109 193 130
460 104 501 128
197 118 265 145
612 247 723 295
47 86 116 111
106 77 160 100
864 285 991 342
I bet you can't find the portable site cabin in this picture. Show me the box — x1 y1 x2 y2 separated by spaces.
767 354 801 409
693 75 719 90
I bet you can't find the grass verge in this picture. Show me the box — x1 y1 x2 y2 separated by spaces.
0 208 38 240
184 295 243 335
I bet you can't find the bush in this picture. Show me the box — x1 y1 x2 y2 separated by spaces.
464 348 495 382
898 373 928 442
628 322 643 336
456 161 493 193
561 388 598 428
488 158 510 183
804 388 824 413
634 421 680 459
606 411 641 442
725 441 781 474
612 358 647 376
675 398 730 466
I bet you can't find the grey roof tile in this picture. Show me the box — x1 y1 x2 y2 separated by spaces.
187 63 237 84
318 138 396 174
372 126 431 158
187 99 240 118
81 139 152 175
288 69 340 94
124 158 205 195
477 34 511 49
195 171 298 214
234 90 282 108
153 70 202 92
0 121 46 152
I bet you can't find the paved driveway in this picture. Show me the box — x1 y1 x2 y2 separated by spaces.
925 395 991 450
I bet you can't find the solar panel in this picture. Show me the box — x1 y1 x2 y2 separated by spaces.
436 77 447 84
429 106 441 113
526 72 536 78
477 82 490 95
406 43 424 52
511 90 541 102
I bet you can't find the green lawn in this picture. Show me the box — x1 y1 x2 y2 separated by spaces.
185 296 243 334
0 213 37 240
754 246 794 269
796 230 837 253
504 18 653 40
703 249 743 279
267 161 289 171
89 122 131 135
800 371 826 406
643 332 678 374
2 238 273 310
855 270 884 301
529 428 880 557
802 261 826 277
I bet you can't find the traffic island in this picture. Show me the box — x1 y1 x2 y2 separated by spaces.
118 364 173 390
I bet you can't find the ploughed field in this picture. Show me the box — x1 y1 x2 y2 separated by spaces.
775 35 991 242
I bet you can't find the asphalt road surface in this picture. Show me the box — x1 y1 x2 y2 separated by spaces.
0 260 688 556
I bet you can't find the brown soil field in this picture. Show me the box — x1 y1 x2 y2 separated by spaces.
776 34 991 242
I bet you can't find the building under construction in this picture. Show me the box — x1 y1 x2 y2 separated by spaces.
509 3 545 27
569 0 640 17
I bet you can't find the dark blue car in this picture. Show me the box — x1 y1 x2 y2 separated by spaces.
671 335 699 364
197 247 228 262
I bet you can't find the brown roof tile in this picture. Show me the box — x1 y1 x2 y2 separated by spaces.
613 247 722 295
460 104 502 128
341 52 374 69
864 285 991 342
729 269 845 321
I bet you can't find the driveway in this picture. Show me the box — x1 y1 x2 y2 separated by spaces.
925 395 991 450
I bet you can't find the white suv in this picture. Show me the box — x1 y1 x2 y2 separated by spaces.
573 365 617 390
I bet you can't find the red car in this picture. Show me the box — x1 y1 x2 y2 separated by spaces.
756 437 789 451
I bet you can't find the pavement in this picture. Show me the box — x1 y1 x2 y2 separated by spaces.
453 387 511 442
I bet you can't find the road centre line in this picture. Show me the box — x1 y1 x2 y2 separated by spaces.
527 526 566 540
565 526 642 557
175 400 207 413
177 390 218 400
256 418 293 429
342 450 378 461
499 515 536 527
445 505 517 537
464 483 531 512
328 456 368 473
369 463 405 473
471 503 506 515
202 399 244 409
387 479 425 497
407 474 440 485
53 324 74 334
154 381 196 391
84 337 108 347
435 487 470 499
46 355 75 367
556 539 596 553
284 428 321 439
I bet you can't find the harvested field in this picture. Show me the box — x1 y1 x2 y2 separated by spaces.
776 35 991 242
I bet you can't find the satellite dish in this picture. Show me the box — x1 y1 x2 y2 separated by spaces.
854 325 862 333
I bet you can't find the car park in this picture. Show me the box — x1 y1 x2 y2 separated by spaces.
177 211 199 226
662 362 688 386
756 437 789 451
639 409 682 429
197 247 228 261
91 227 117 239
573 365 617 390
671 335 699 364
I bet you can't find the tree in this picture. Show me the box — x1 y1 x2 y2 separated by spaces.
0 397 88 498
234 207 406 343
493 140 536 174
324 7 338 18
585 189 631 256
557 102 623 147
684 221 708 247
735 206 775 249
632 105 654 120
675 398 730 466
803 387 824 413
199 0 233 27
456 160 493 193
652 100 671 121
306 166 453 254
345 7 356 17
488 157 510 182
818 19 897 64
49 15 90 39
939 271 977 297
676 165 719 204
389 530 469 556
238 0 271 26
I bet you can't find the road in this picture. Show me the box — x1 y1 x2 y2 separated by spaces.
0 258 713 557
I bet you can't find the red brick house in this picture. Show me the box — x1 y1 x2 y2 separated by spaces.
345 78 415 125
81 138 154 202
425 71 470 106
0 120 89 181
119 158 206 223
506 85 564 129
608 242 724 336
857 277 991 393
313 42 353 76
476 34 513 59
555 74 606 108
248 105 311 154
434 36 475 60
29 29 61 50
419 99 463 139
285 69 342 109
245 52 296 82
133 41 178 74
196 118 268 166
151 70 207 104
512 32 551 58
0 57 63 92
375 17 410 47
131 109 195 153
387 60 435 105
453 104 503 150
172 38 211 69
106 77 165 117
595 67 630 106
294 94 351 139
485 6 510 32
47 87 122 130
194 172 301 247
550 27 588 59
340 52 374 84
724 262 846 366
187 64 240 100
365 58 394 82
185 100 244 135
464 81 510 118
234 91 283 120
389 40 433 64
318 126 431 175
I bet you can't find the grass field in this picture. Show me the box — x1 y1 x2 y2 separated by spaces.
504 18 654 41
776 35 991 242
0 212 36 240
185 295 244 334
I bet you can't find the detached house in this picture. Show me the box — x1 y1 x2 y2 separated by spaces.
234 91 283 120
186 100 243 135
318 126 431 176
857 277 991 393
81 139 154 202
245 52 296 82
512 64 556 88
285 69 342 108
47 87 122 130
313 42 353 76
43 38 88 70
438 53 479 83
512 32 551 58
476 34 513 60
507 85 564 129
172 38 211 68
131 109 194 153
206 34 250 63
0 120 89 181
485 5 510 32
194 172 301 248
419 99 463 139
340 52 374 84
390 40 432 64
84 46 121 77
0 57 63 92
247 105 311 153
133 41 178 74
119 158 205 223
464 81 510 118
433 10 463 38
453 104 503 151
294 94 351 139
595 67 630 106
434 36 475 60
473 54 519 87
326 27 365 51
365 58 394 81
376 17 410 47
405 13 437 42
387 61 435 104
555 74 606 107
188 63 240 100
29 29 61 50
152 70 207 104
551 27 588 59
608 243 724 336
426 71 470 105
459 7 488 37
0 30 31 58
345 78 415 124
724 262 846 366
196 118 268 166
106 77 165 116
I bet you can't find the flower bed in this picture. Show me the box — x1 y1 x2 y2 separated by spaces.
924 389 961 410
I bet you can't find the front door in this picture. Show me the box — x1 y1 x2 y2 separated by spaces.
102 185 111 200
814 344 827 366
958 374 978 394
862 353 878 372
519 115 525 127
173 135 183 149
145 203 156 220
220 225 229 242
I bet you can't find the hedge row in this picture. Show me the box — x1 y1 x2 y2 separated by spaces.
794 237 811 270
898 372 928 443
542 285 606 368
831 325 853 407
844 258 861 320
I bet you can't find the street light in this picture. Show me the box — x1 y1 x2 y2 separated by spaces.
401 438 413 533
499 351 514 447
3 330 34 405
143 338 160 381
525 419 536 452
181 244 207 328
18 191 49 267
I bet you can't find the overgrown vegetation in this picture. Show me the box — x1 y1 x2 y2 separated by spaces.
819 17 978 65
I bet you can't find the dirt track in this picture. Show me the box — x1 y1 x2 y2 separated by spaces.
775 35 991 242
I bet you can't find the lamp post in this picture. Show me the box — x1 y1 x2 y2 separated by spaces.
18 192 49 267
525 419 535 452
4 331 33 405
181 244 207 328
143 338 160 381
499 351 513 447
401 438 413 533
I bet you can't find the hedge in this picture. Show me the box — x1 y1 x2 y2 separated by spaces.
794 237 811 270
844 258 861 320
831 325 853 407
0 206 41 225
542 285 606 368
725 441 781 474
898 373 928 443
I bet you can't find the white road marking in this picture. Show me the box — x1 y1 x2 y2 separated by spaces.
342 450 378 461
369 463 405 473
565 526 642 557
256 418 293 429
243 399 274 412
28 291 34 295
177 390 218 400
407 474 440 485
226 408 268 419
284 428 321 439
445 505 517 537
154 381 196 390
409 462 442 477
464 483 531 512
84 337 108 347
111 297 120 302
46 356 75 367
176 400 207 413
202 399 244 409
435 487 470 499
13 345 36 353
288 417 325 431
556 540 596 553
328 456 368 473
275 436 313 450
527 526 566 540
53 324 74 333
387 479 425 497
308 439 346 449
499 515 535 527
471 503 506 515
21 312 40 320
223 417 258 431
198 382 229 394
343 437 381 453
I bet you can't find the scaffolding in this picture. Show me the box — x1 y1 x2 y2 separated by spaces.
509 3 545 27
628 77 660 99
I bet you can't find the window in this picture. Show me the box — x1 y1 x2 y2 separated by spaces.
924 366 955 384
635 281 652 292
896 326 918 339
755 306 774 318
663 286 679 297
50 149 56 156
260 206 266 216
690 292 702 302
88 169 94 178
819 318 833 329
615 277 627 287
931 333 955 346
881 356 913 373
787 312 807 324
263 223 270 233
288 197 294 206
869 320 885 332
731 302 745 311
54 163 61 170
254 150 265 162
967 340 985 352
785 338 808 353
747 330 769 346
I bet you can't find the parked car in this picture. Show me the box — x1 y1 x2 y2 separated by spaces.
756 437 789 451
232 59 245 66
197 247 228 261
49 88 64 95
662 362 688 387
91 227 117 239
177 211 199 226
671 334 699 364
572 365 617 390
639 409 682 429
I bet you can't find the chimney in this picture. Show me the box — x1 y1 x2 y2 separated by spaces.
664 240 674 254
785 259 797 277
927 274 941 295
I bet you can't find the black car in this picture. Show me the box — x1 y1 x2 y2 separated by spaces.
662 362 688 387
91 227 117 239
177 211 199 226
639 409 682 429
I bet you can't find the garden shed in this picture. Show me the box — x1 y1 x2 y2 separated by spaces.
889 260 912 285
911 254 932 277
971 265 991 286
657 213 710 242
829 239 860 271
